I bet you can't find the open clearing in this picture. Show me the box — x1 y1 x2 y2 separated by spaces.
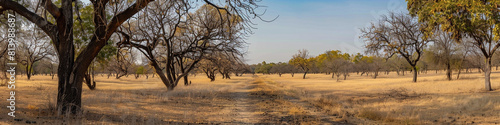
1 70 500 124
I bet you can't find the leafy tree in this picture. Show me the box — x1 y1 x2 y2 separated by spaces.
407 0 500 90
270 62 288 77
289 49 313 79
316 50 350 80
255 61 273 74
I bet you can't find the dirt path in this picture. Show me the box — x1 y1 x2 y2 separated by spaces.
226 76 348 124
228 79 263 124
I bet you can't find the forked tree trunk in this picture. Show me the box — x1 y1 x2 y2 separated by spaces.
26 63 32 80
150 61 174 90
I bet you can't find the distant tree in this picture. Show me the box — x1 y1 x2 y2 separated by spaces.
289 49 313 79
19 23 53 80
426 31 460 80
107 49 135 79
255 61 273 74
361 12 430 82
198 59 217 81
407 0 500 90
135 66 144 79
455 41 474 79
316 50 350 80
270 62 288 77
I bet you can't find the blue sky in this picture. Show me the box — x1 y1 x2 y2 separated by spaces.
245 0 408 64
81 0 408 64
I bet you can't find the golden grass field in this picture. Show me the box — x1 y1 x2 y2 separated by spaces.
0 70 499 124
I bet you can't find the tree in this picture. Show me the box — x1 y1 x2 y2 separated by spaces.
426 31 460 80
0 0 157 114
270 62 288 77
106 49 135 79
19 23 52 80
407 0 500 91
199 59 217 81
316 50 350 80
361 12 430 82
289 49 312 79
117 2 246 89
255 61 272 74
135 66 144 79
1 0 264 114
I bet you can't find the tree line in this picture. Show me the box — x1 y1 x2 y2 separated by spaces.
251 46 500 81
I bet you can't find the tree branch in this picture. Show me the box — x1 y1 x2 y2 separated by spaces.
0 0 58 43
41 0 61 18
73 0 154 75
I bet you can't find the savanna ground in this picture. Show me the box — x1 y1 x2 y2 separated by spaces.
1 70 500 124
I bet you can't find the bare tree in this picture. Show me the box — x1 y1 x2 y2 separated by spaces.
426 31 460 80
118 2 247 89
198 59 217 81
19 23 52 80
362 12 430 82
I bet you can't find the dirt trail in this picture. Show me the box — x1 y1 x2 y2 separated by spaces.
227 76 347 124
228 79 263 124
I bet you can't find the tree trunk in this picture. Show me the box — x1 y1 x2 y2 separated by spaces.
84 73 96 90
484 57 492 91
302 71 308 79
184 75 189 86
457 68 461 79
446 63 452 81
412 66 417 82
26 63 32 80
150 61 174 90
56 45 82 115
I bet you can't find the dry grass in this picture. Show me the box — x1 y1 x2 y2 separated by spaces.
1 70 499 124
260 70 500 124
0 74 253 124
